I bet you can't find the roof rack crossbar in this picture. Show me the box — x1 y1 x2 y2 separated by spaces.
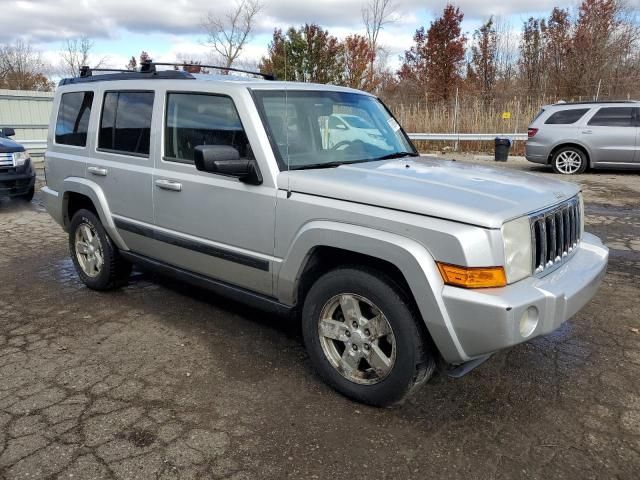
151 62 276 81
79 67 137 77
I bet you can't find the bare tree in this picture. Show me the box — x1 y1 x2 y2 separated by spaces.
202 0 263 68
362 0 395 63
0 40 52 91
60 36 105 77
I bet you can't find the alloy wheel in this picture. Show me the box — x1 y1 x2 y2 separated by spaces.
317 293 396 385
555 150 583 174
74 223 104 278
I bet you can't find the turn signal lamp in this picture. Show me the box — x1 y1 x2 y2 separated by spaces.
437 263 507 289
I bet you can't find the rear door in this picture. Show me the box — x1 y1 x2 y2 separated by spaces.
89 89 156 252
584 106 638 165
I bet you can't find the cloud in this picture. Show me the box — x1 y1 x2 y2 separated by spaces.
1 0 573 44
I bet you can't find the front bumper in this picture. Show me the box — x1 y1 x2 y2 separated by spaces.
0 169 35 197
442 233 608 360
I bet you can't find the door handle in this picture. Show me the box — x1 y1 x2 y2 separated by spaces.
581 130 593 134
88 166 107 176
155 179 182 192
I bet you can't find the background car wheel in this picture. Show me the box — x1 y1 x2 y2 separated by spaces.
69 209 131 290
552 147 587 175
302 267 435 407
18 186 34 202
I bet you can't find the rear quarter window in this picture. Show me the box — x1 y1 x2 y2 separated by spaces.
55 91 94 146
544 108 590 125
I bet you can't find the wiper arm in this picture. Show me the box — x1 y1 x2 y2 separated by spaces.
292 158 376 170
374 151 419 161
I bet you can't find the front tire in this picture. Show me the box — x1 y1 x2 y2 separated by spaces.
69 209 131 290
552 147 587 175
18 186 34 202
302 267 435 407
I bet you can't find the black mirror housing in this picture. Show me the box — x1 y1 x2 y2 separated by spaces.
193 145 262 185
2 128 15 137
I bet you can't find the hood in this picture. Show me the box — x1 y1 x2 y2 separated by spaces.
0 136 24 153
279 157 580 229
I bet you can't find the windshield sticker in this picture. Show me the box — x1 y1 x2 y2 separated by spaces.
387 117 401 132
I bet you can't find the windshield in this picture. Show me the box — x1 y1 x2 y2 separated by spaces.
252 90 416 170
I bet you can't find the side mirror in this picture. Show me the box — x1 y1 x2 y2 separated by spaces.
193 145 263 185
2 128 15 137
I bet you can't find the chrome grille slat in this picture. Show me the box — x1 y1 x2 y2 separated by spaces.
0 153 14 167
530 197 582 276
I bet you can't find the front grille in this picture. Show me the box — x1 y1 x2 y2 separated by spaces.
0 153 13 168
530 196 582 275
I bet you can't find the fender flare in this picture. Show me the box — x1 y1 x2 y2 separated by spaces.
277 221 469 363
61 177 129 251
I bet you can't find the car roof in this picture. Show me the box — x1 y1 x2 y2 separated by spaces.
542 100 640 110
58 70 371 96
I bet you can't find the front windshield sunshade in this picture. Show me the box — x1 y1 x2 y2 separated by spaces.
251 90 416 170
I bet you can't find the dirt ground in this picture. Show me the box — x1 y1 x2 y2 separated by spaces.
0 158 638 480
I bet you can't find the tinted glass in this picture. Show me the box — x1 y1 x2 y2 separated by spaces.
545 108 589 125
99 91 154 155
588 107 636 127
165 93 251 163
55 91 94 146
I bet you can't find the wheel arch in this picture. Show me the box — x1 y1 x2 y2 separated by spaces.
61 177 128 250
276 221 469 363
547 142 591 166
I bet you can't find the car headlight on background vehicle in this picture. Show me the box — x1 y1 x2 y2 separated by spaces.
12 151 30 167
501 216 532 283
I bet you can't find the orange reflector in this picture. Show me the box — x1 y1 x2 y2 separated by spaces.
437 263 507 289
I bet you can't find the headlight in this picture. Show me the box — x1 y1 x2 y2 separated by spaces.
12 151 30 167
501 216 532 283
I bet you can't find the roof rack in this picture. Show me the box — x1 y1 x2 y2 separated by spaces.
59 60 276 86
150 61 276 80
59 67 194 86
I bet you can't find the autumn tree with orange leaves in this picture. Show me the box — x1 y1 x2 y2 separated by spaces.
399 4 467 101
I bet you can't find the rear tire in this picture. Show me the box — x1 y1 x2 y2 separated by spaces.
69 209 131 290
302 267 435 407
552 147 587 175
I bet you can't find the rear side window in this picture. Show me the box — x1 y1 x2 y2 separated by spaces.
588 107 636 127
545 108 589 125
55 91 94 146
98 91 154 156
164 93 252 163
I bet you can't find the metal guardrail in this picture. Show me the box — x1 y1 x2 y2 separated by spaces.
408 133 529 141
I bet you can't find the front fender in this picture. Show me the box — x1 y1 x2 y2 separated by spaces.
62 177 129 250
277 221 469 363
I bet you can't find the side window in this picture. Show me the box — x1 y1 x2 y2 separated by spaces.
588 107 636 127
98 91 154 156
55 91 94 146
165 93 251 163
545 108 589 125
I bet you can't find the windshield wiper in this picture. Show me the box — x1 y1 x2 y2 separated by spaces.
292 159 375 170
373 151 419 161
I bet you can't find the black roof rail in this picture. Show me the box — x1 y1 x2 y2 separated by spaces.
151 62 276 80
59 59 276 86
59 67 194 86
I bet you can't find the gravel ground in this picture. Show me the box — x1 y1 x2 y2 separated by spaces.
0 158 638 479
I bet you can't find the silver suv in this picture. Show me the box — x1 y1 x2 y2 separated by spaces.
42 64 609 406
526 101 640 174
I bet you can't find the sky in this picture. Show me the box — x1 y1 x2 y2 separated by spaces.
0 0 628 73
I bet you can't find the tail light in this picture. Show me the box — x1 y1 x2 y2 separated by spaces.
528 128 538 138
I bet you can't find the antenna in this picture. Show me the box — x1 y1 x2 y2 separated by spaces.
284 43 291 198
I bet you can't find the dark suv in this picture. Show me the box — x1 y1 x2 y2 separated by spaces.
0 128 35 201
